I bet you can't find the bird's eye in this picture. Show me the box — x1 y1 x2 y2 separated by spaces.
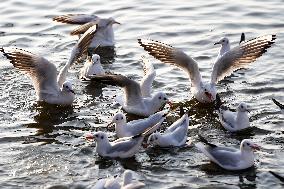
158 96 162 99
121 117 123 120
95 134 98 138
246 142 250 146
222 40 225 42
116 118 119 120
164 97 167 100
204 89 207 92
101 136 104 139
65 85 69 89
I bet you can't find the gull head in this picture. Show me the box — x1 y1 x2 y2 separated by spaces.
108 17 121 25
154 92 169 106
241 139 260 152
111 112 127 126
62 81 75 94
214 37 229 46
237 102 249 112
202 83 216 102
147 133 161 145
91 54 101 65
92 131 108 142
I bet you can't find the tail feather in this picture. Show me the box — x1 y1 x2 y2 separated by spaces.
198 134 217 148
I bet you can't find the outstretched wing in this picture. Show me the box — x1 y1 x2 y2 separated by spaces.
138 39 202 87
211 34 276 83
140 56 156 97
53 14 99 24
91 74 142 106
1 48 59 96
57 24 98 86
70 21 98 36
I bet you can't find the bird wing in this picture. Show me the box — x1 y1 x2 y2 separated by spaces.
57 24 98 86
108 137 141 155
140 55 156 97
53 14 99 24
138 39 202 87
1 48 59 96
70 21 98 36
211 34 276 83
91 74 142 106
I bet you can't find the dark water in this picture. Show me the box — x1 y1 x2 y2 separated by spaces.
0 0 283 188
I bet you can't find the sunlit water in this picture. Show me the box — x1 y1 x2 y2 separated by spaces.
0 0 283 188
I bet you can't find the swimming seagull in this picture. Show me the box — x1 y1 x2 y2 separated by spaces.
138 34 276 103
80 52 105 80
86 119 163 158
91 74 170 116
147 112 190 147
215 95 250 132
53 14 120 47
0 25 97 105
94 170 145 189
272 98 284 113
196 135 260 170
108 110 167 138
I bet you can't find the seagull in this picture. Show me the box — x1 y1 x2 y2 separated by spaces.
215 95 250 132
147 112 190 147
80 52 105 80
108 110 167 138
0 25 97 105
272 98 284 113
138 34 276 103
91 73 170 116
86 120 163 158
196 135 260 170
94 170 145 189
53 14 120 47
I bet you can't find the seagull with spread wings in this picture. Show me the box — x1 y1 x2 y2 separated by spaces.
138 34 276 103
1 25 97 105
53 14 120 47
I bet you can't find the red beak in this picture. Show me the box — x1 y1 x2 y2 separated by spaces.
85 133 94 140
251 144 261 151
205 92 214 102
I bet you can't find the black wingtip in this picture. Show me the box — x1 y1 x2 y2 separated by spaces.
198 134 217 148
132 133 142 139
272 98 284 109
269 171 284 182
239 32 245 44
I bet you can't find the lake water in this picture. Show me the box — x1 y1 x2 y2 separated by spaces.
0 0 284 188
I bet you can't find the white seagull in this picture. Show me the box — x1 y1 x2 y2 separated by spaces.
196 135 260 170
53 14 120 47
138 34 276 103
0 25 97 105
86 120 163 158
80 53 105 80
108 110 167 138
216 102 250 132
93 170 145 189
147 112 190 147
272 98 284 113
91 73 170 116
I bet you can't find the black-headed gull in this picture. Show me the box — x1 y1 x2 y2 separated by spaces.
215 96 250 132
138 34 276 103
272 98 284 113
86 120 163 158
80 53 105 80
91 74 170 116
147 112 190 147
53 14 120 47
94 170 145 189
0 26 97 105
108 111 167 138
196 135 260 170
